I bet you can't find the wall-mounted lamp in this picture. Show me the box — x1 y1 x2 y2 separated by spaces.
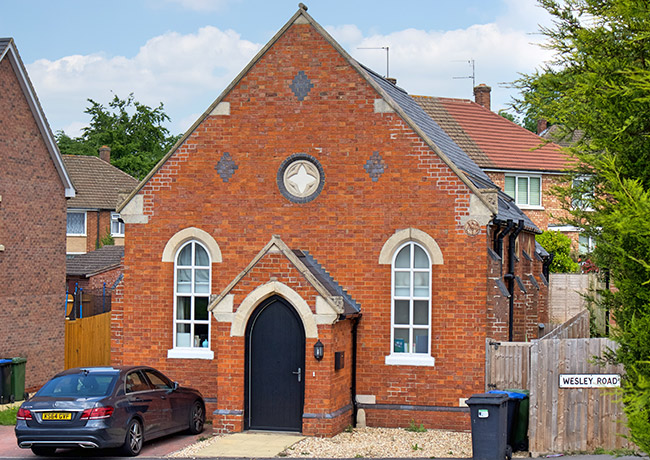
314 339 324 360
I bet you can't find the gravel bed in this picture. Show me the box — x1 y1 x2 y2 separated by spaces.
281 427 473 458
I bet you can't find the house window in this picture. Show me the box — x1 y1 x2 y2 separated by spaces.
66 212 86 236
579 233 595 254
111 213 124 237
504 175 541 208
572 175 594 211
174 241 211 351
391 242 431 356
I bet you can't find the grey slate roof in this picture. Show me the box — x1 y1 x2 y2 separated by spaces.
293 250 361 317
63 155 138 210
362 65 493 186
67 245 124 277
0 38 10 57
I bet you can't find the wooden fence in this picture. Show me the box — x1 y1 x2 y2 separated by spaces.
486 336 633 455
64 312 111 369
542 309 590 340
529 338 631 454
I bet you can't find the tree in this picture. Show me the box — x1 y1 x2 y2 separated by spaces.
535 231 579 273
514 0 650 450
56 94 181 179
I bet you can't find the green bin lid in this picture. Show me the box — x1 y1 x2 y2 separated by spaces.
11 358 27 364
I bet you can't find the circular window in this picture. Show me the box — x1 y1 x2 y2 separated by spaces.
277 154 325 203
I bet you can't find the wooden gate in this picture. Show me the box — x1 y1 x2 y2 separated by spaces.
64 312 111 369
486 333 634 454
528 338 631 454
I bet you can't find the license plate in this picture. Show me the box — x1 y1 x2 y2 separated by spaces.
42 412 73 421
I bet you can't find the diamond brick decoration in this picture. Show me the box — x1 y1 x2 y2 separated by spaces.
364 151 387 182
290 71 314 101
215 152 238 182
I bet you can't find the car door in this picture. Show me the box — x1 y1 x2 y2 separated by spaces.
124 370 164 437
141 369 175 432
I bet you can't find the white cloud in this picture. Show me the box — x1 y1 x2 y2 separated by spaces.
327 9 554 113
28 26 261 135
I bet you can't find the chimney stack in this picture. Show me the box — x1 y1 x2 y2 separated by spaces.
99 145 111 163
473 84 491 111
537 119 548 135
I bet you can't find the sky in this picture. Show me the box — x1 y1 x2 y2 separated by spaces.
0 0 555 138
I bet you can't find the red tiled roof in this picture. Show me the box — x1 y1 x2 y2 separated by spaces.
414 96 571 173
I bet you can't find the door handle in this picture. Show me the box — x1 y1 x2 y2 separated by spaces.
292 367 302 382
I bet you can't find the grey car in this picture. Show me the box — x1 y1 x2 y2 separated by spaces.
15 365 205 456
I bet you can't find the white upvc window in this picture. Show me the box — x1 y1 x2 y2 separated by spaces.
505 175 542 208
579 233 595 254
111 213 125 237
386 241 435 367
66 211 86 236
170 240 212 358
572 175 594 211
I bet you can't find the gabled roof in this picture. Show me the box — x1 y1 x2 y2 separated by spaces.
414 95 570 173
0 38 75 197
63 155 138 210
66 245 124 277
118 6 497 216
209 236 360 317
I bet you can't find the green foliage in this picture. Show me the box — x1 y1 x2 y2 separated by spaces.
56 93 181 180
497 110 537 133
404 420 426 432
0 406 17 425
515 4 650 448
536 231 579 273
99 229 115 248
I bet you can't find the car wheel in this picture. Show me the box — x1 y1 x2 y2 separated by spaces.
120 418 144 456
188 400 205 434
31 446 56 456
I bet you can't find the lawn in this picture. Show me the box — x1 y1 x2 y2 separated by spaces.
0 406 17 425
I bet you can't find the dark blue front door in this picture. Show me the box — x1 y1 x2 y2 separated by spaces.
245 296 305 431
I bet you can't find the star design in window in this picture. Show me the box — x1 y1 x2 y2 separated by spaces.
283 160 320 197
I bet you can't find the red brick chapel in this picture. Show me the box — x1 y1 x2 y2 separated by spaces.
112 5 550 436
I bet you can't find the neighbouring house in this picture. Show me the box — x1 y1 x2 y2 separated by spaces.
63 147 139 254
414 88 572 234
66 245 124 318
113 6 550 437
0 38 75 390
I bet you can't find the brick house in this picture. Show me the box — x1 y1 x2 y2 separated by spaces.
0 38 75 390
415 89 571 231
113 7 550 436
63 147 138 254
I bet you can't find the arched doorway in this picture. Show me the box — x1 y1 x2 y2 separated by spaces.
244 295 305 431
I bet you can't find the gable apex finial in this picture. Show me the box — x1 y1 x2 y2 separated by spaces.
298 3 308 11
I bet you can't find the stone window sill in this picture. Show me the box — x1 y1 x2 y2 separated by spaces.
385 353 435 367
167 348 214 360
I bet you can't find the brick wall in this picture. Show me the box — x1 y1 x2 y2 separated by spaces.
113 21 543 435
0 58 67 390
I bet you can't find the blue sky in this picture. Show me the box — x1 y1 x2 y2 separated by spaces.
1 0 553 137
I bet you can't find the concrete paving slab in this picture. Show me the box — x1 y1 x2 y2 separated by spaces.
193 432 305 458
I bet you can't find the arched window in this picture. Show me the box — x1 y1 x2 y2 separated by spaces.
174 240 211 350
390 242 432 360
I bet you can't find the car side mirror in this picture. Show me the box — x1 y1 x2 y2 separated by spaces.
172 381 179 392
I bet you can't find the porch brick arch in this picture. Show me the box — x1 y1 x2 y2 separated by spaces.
161 227 222 263
230 281 319 338
378 228 444 265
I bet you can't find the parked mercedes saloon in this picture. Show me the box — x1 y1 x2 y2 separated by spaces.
15 366 205 456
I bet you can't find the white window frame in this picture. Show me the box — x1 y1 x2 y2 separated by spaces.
66 211 87 236
168 240 213 360
385 241 435 367
579 233 596 254
110 212 125 237
504 174 543 209
572 175 595 211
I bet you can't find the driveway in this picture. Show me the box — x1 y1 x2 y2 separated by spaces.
0 425 206 458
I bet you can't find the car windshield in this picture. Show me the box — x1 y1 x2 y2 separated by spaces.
37 373 118 398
